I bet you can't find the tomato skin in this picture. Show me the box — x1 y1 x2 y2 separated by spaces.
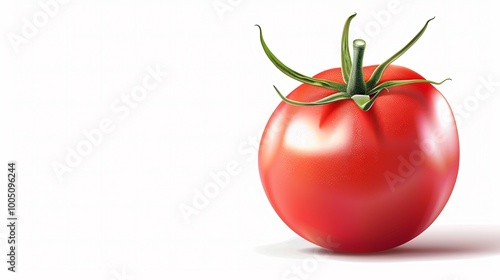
259 64 459 253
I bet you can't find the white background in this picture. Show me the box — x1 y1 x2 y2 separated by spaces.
0 0 499 279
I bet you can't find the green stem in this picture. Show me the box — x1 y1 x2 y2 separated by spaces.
346 39 367 95
256 15 450 110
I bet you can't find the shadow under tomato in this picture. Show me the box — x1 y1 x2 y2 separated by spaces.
254 225 500 262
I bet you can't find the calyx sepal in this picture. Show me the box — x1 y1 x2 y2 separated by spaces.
257 14 449 111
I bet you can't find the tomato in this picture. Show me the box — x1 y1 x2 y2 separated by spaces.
257 14 459 253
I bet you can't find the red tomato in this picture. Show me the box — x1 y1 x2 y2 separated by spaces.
257 15 459 253
258 65 459 253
